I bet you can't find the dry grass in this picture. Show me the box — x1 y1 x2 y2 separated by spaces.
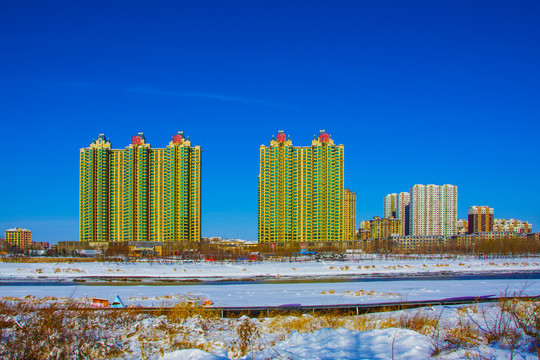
266 314 320 333
0 299 223 360
0 301 129 359
499 297 540 356
234 317 261 357
437 317 482 354
429 295 540 358
265 307 437 338
1 295 538 359
379 310 439 335
347 314 374 331
165 300 218 323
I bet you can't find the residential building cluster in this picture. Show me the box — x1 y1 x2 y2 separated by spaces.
79 132 201 243
2 228 49 251
494 218 532 233
380 184 458 237
357 187 534 253
362 232 539 254
5 129 536 255
52 130 358 254
258 130 356 248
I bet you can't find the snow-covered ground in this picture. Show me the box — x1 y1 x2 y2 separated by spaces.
1 258 539 306
1 257 539 280
162 328 434 360
1 258 539 358
1 299 538 359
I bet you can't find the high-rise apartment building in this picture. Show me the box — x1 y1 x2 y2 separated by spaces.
258 130 344 243
4 228 32 250
343 189 357 241
397 192 410 236
468 206 494 233
409 184 457 236
80 132 201 243
384 193 398 219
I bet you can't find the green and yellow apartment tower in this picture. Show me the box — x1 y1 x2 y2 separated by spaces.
80 132 201 243
258 130 346 245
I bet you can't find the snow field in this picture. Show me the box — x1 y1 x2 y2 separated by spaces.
1 297 538 359
1 257 539 358
2 257 540 280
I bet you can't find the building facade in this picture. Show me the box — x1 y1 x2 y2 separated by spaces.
457 219 468 235
397 192 410 236
494 218 533 233
258 130 344 244
392 235 445 254
383 193 398 219
343 189 357 241
5 228 32 250
369 216 401 239
409 184 458 237
468 206 494 233
80 132 201 243
357 220 371 240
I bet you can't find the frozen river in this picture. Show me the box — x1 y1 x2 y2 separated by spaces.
2 272 539 307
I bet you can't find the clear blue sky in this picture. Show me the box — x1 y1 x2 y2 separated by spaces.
1 1 539 243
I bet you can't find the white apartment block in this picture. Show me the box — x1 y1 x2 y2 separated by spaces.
397 192 410 235
409 184 458 237
383 193 398 219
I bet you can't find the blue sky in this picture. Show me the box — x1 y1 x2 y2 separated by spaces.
1 1 539 243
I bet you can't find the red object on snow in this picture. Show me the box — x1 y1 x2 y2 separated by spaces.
91 298 109 307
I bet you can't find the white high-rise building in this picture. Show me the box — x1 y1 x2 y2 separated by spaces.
409 184 458 236
384 193 398 219
397 192 411 235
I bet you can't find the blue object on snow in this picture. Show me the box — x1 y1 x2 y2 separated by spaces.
111 295 125 308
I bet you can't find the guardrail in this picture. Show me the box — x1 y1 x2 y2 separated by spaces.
61 295 539 318
212 296 504 317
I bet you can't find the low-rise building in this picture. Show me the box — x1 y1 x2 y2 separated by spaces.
358 217 401 240
5 228 32 250
31 241 50 250
356 221 371 240
448 231 538 254
392 235 446 254
371 217 401 239
457 219 468 235
494 218 532 233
